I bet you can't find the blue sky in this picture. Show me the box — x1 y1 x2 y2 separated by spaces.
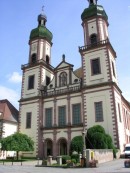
0 0 130 109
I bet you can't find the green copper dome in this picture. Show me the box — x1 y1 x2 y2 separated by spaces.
29 13 53 42
30 25 53 42
81 4 108 21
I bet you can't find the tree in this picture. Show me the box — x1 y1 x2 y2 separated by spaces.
0 132 34 160
86 125 117 158
70 136 84 154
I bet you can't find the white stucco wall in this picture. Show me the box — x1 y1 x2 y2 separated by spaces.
3 123 17 138
85 87 114 141
20 101 39 156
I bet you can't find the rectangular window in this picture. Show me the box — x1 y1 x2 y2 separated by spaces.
72 104 81 125
112 61 116 77
26 112 32 128
118 103 122 122
58 106 66 126
45 108 52 127
28 75 35 90
95 102 103 122
91 58 101 75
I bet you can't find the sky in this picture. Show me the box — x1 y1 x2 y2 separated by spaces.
0 0 130 109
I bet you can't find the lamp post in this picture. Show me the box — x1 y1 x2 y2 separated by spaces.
0 142 2 159
82 130 86 158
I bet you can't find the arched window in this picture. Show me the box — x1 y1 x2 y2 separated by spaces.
90 34 97 45
46 55 49 64
59 72 67 87
90 0 93 4
31 53 37 63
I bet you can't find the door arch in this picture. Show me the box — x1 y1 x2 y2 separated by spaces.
58 138 67 155
45 139 53 156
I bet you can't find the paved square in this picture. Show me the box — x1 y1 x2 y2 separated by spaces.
0 159 130 173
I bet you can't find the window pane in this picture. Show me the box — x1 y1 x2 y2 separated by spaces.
95 102 103 122
90 34 97 44
112 61 116 77
59 106 66 126
72 104 81 125
28 75 34 89
26 112 32 128
31 53 37 63
45 108 52 127
46 76 50 86
91 59 101 75
118 103 122 122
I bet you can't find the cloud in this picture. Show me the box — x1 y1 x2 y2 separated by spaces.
8 72 22 83
0 86 20 109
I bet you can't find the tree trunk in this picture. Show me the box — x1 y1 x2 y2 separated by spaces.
16 151 19 160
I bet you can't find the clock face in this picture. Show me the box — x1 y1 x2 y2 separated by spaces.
31 44 37 51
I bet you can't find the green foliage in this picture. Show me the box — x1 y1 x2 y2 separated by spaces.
62 155 71 164
86 125 117 158
71 154 79 163
88 125 105 136
70 136 83 154
71 159 76 164
0 132 34 152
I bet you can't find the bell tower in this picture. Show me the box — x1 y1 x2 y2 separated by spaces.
19 7 54 158
79 0 122 149
21 7 53 100
79 0 118 86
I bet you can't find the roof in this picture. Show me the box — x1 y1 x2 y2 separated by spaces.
30 26 53 42
81 4 108 21
55 55 74 70
0 99 18 123
74 67 83 78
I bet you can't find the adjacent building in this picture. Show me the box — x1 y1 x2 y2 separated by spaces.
19 0 130 158
0 99 18 158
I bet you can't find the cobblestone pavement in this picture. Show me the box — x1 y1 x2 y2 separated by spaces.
0 159 130 173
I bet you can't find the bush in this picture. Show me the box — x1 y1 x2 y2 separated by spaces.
71 159 76 164
70 136 83 154
86 125 117 158
71 154 79 163
62 155 71 164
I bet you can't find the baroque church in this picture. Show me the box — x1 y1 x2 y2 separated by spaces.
19 0 130 158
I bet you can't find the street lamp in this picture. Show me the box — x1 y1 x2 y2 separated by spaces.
0 142 2 158
82 130 86 158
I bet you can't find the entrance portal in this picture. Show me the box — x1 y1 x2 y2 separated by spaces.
59 139 67 155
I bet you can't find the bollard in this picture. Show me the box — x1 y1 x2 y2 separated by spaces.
37 158 39 165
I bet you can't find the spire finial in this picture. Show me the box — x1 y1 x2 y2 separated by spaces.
62 54 65 62
88 0 98 5
42 5 44 15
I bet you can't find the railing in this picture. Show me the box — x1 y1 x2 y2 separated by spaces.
21 59 54 70
41 85 81 97
41 122 83 130
79 39 110 51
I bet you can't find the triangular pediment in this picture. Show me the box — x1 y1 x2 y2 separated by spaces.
55 60 73 70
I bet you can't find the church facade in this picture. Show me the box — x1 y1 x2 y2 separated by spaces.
19 0 130 158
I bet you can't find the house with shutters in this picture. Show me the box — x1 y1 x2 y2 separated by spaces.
19 0 130 158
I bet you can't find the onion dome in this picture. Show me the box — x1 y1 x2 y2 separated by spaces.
81 0 108 21
29 7 53 42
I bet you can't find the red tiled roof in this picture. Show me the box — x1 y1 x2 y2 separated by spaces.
0 99 18 123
